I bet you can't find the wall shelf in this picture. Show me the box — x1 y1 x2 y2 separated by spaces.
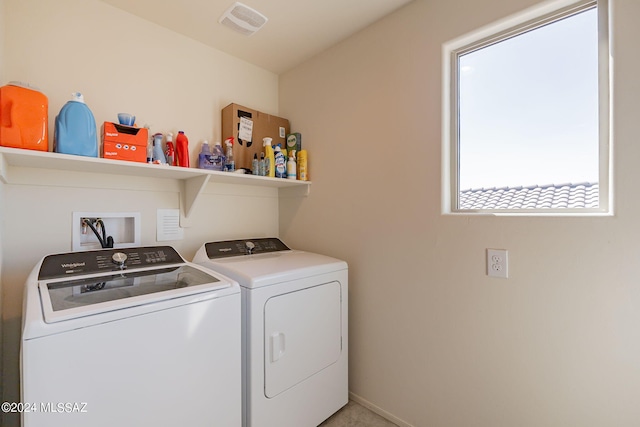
0 147 311 221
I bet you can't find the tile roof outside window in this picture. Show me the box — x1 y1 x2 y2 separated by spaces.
459 183 599 210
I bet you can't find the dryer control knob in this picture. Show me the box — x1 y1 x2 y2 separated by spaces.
112 252 128 268
245 241 255 255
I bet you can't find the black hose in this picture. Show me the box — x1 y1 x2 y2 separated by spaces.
83 218 114 249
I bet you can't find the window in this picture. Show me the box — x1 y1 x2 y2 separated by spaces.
443 0 610 214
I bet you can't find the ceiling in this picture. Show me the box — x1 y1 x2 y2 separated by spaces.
98 0 414 74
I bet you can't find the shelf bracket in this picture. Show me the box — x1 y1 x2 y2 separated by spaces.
0 152 8 184
180 174 211 226
279 183 310 198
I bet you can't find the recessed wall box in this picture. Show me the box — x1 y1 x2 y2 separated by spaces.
72 212 141 251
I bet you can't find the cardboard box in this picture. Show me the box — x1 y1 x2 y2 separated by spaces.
102 122 148 163
222 103 290 170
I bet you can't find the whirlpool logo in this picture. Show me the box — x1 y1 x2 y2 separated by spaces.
61 262 86 269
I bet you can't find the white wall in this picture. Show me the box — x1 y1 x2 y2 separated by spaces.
279 0 640 425
0 0 281 425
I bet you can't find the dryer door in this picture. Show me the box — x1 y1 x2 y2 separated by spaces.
264 281 342 398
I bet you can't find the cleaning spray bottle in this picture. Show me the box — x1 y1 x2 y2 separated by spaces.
274 145 286 178
263 137 275 177
176 130 189 167
152 133 166 164
165 133 175 166
224 137 235 172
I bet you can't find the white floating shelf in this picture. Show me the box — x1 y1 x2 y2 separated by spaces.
0 146 311 219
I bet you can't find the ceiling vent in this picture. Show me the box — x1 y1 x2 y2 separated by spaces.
219 2 268 36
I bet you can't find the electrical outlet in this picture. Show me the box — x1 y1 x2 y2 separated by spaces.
487 249 508 278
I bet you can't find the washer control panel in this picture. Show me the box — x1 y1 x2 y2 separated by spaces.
38 246 184 280
205 238 290 259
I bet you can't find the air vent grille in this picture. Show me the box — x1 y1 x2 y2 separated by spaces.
219 2 268 36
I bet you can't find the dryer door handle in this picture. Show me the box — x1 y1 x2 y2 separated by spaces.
270 332 286 362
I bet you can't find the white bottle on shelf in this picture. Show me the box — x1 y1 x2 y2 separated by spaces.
287 150 297 180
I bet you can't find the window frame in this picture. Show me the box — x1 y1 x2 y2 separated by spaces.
442 0 611 216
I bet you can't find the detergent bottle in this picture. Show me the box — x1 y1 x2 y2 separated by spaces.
54 92 98 157
198 140 214 170
211 141 225 171
175 130 189 167
0 82 48 151
263 137 275 177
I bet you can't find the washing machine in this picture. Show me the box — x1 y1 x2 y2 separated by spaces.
193 238 348 427
21 245 241 427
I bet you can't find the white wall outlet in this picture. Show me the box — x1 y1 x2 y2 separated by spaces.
487 249 508 278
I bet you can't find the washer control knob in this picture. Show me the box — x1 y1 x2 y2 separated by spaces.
245 241 256 255
112 252 128 268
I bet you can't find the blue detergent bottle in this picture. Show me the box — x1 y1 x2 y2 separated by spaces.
54 92 98 157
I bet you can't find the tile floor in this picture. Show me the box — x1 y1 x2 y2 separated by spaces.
319 400 398 427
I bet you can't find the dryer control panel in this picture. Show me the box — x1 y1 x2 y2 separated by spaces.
38 246 184 280
205 238 290 259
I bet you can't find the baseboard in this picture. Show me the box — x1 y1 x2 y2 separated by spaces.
348 391 415 427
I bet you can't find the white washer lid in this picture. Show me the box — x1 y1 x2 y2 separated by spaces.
39 264 230 323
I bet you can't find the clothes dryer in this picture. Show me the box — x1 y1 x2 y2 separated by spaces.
193 238 348 427
21 246 241 427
